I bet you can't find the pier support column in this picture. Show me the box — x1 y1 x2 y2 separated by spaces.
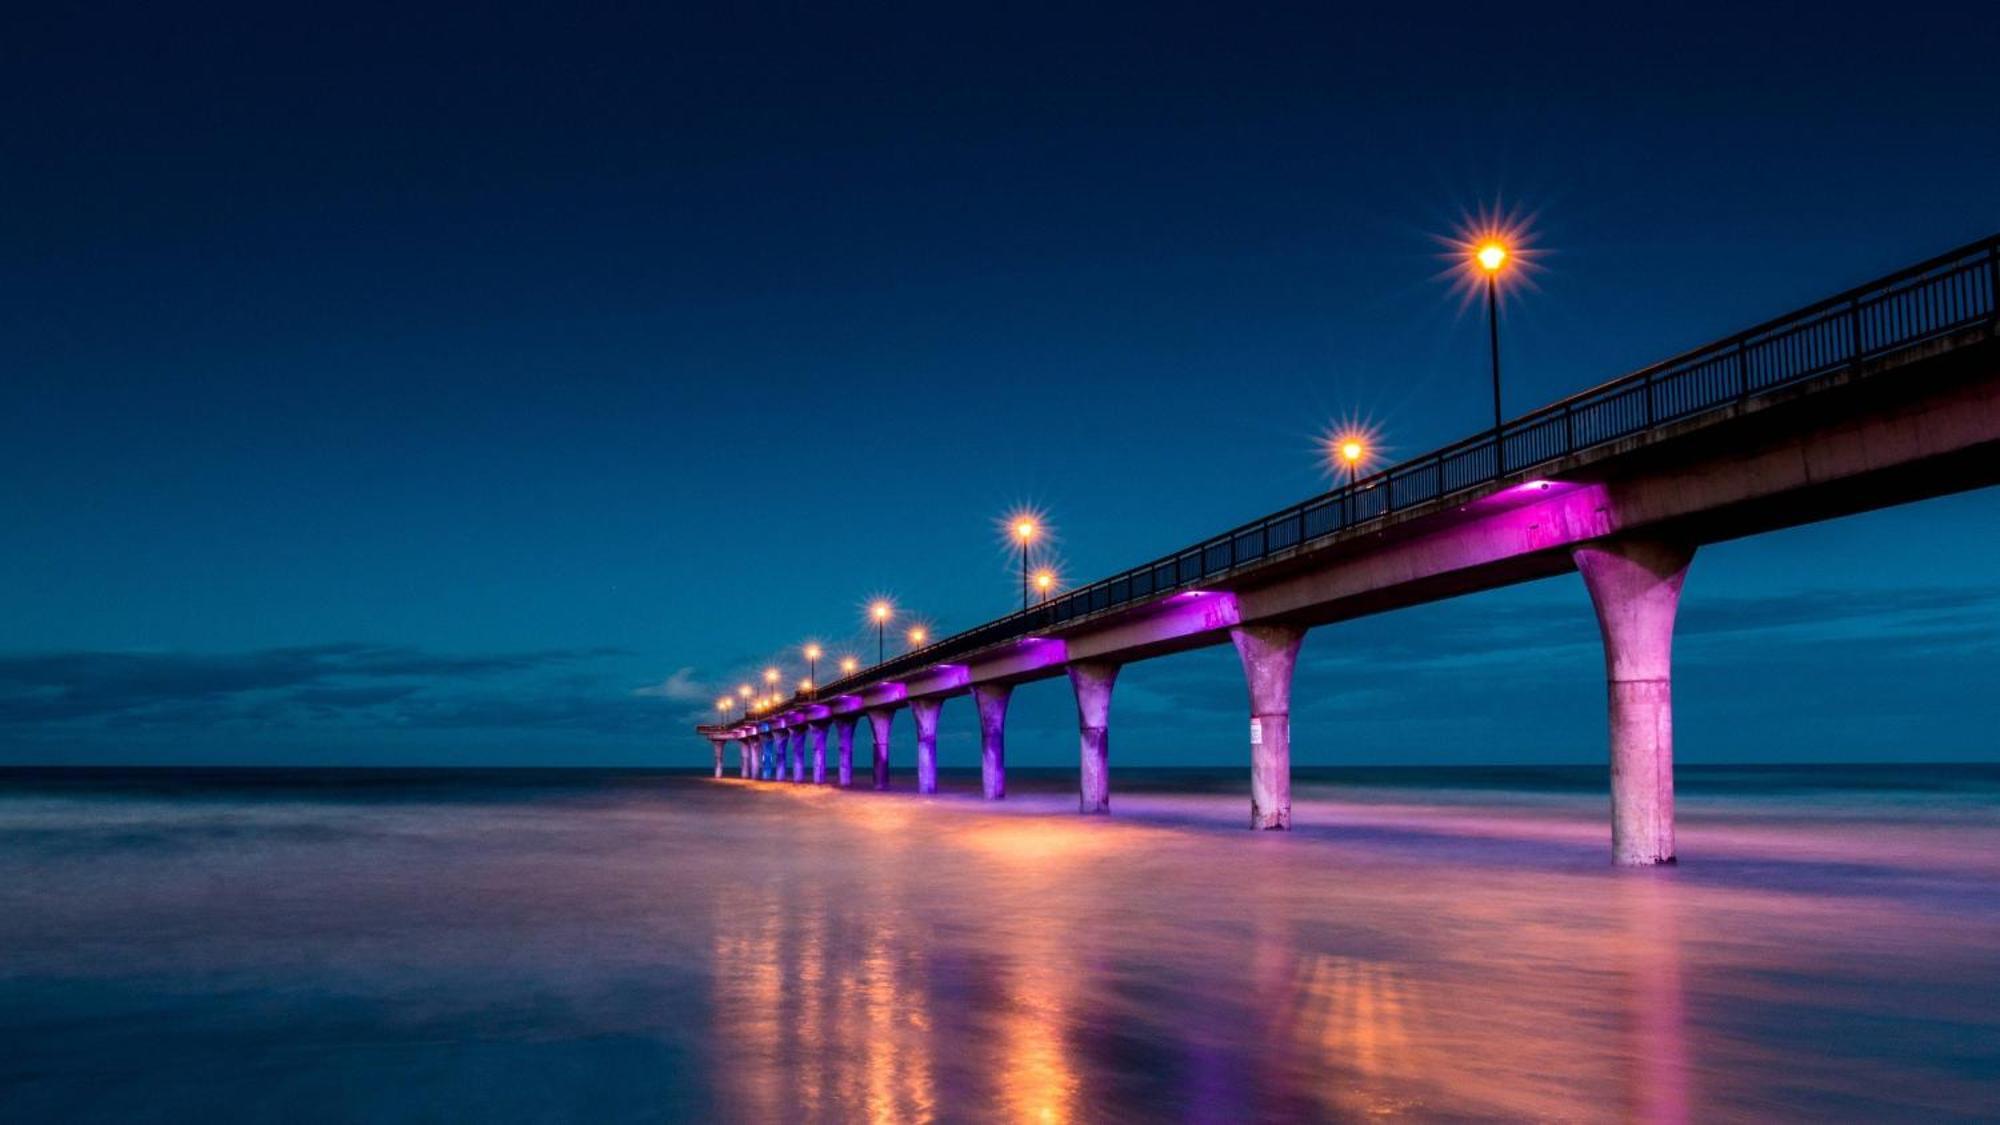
973 683 1012 800
710 739 725 778
911 698 944 795
1230 624 1307 830
788 727 806 783
809 721 830 785
834 716 859 788
738 738 751 778
1574 537 1695 867
1068 662 1120 814
761 732 778 780
866 708 897 791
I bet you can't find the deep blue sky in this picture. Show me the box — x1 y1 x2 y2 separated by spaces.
4 2 1998 766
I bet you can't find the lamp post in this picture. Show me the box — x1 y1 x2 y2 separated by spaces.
1033 568 1055 603
803 644 821 696
907 625 928 651
1475 241 1509 436
1012 518 1039 612
763 666 780 701
870 601 892 665
839 655 859 678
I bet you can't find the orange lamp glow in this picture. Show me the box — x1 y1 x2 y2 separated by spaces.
839 656 859 675
803 643 822 661
870 600 892 623
1013 519 1038 542
763 667 780 685
1476 242 1508 273
1033 568 1055 592
907 626 928 645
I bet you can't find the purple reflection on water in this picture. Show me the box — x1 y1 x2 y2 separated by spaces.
1 765 1996 1121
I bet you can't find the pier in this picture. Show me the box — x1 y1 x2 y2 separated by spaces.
701 235 2000 865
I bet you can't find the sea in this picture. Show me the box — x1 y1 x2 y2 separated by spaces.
2 764 1997 1123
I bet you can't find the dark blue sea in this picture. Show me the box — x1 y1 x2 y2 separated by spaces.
3 764 1997 1122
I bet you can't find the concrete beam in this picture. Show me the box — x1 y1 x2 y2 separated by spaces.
973 683 1012 800
911 697 944 794
866 707 898 791
1069 662 1119 814
833 715 859 788
809 721 830 785
1230 623 1306 830
1575 536 1694 866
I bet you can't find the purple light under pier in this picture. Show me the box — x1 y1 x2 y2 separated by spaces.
1573 536 1695 866
1068 662 1119 814
972 683 1012 800
910 698 944 795
1230 623 1306 830
787 726 807 783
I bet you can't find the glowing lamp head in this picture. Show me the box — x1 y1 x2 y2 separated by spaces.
1032 569 1055 591
870 601 892 623
1475 242 1508 273
737 684 753 699
839 656 858 674
715 697 731 713
907 626 928 645
763 667 779 685
1339 439 1364 464
803 643 822 661
1013 519 1038 542
798 677 813 691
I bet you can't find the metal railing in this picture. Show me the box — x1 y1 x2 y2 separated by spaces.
801 234 1999 704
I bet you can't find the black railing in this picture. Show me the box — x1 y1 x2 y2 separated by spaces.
800 234 1999 704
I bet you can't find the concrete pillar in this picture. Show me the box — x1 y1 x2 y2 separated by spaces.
1229 624 1307 830
910 698 944 795
761 731 778 780
834 716 859 788
973 683 1012 800
738 738 751 778
788 727 806 783
809 721 830 785
866 708 896 791
1068 662 1119 814
1574 537 1695 867
711 739 725 778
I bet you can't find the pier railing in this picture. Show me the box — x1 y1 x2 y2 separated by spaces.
802 234 2000 705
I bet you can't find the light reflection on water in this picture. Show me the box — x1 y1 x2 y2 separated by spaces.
1 766 1997 1122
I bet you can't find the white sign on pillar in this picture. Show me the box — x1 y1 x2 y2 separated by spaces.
1249 718 1263 746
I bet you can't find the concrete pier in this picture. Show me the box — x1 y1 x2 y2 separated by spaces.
761 731 778 780
787 727 806 783
809 721 829 785
973 683 1012 800
1230 623 1306 830
710 739 724 778
866 708 896 791
1574 537 1695 866
834 716 858 788
910 698 944 795
738 738 752 778
1069 662 1119 814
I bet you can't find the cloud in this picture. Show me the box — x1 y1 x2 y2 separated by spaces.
632 667 708 702
0 643 623 729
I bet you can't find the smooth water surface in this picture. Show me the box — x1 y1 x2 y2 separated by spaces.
2 765 1998 1122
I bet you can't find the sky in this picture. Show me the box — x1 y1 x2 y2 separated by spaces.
3 1 1998 767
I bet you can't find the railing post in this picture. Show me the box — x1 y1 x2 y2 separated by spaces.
1736 339 1750 401
1848 296 1863 365
1988 245 2000 331
1564 401 1576 452
1643 375 1656 427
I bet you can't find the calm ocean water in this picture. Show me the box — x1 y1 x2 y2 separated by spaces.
2 764 1997 1123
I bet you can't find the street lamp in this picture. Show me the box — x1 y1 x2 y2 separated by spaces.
802 643 821 695
839 655 859 677
716 696 733 722
1011 517 1040 612
907 625 928 650
1336 435 1367 489
1032 568 1056 603
870 600 893 665
1475 240 1510 434
763 667 780 701
798 676 813 695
